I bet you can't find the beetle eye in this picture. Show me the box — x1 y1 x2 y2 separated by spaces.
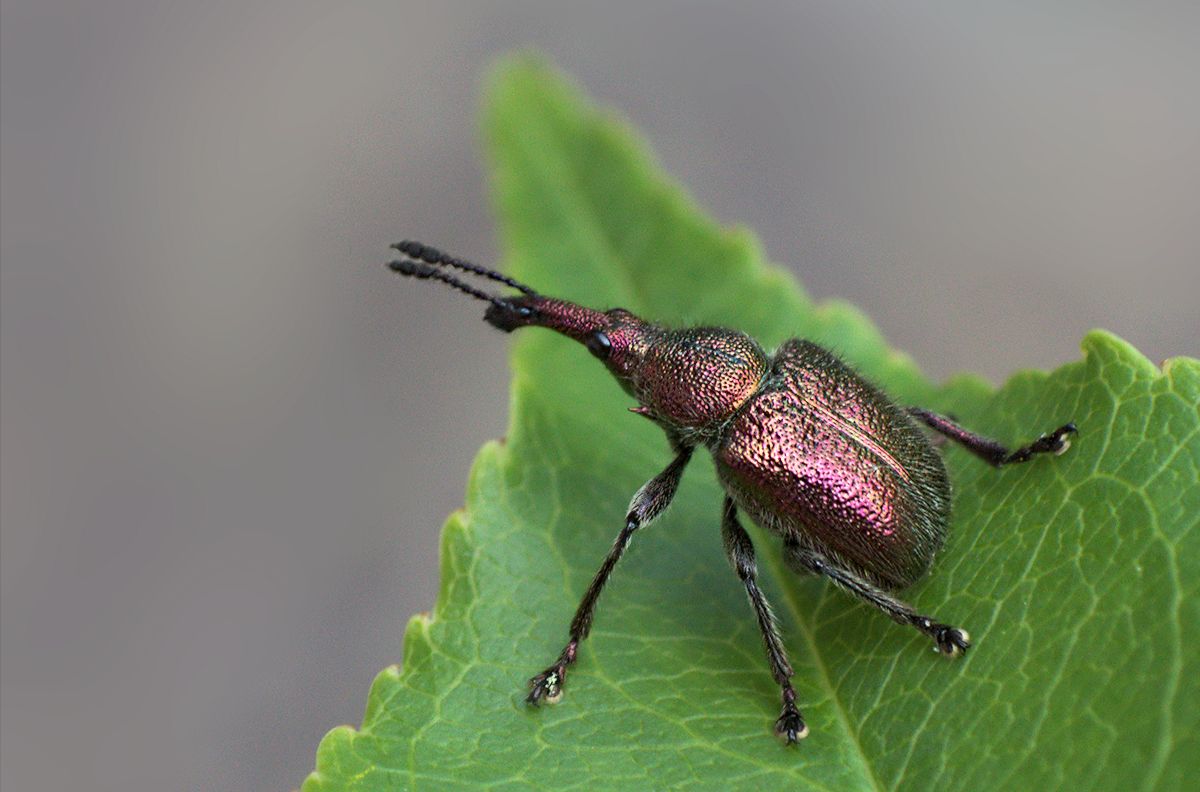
586 331 612 360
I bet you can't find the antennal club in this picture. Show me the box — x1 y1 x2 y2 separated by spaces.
391 240 537 296
386 257 511 311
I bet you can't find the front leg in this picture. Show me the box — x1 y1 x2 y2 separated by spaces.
721 498 807 744
526 447 693 704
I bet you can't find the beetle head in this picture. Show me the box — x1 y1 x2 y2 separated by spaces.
388 242 767 434
485 296 658 381
388 241 659 387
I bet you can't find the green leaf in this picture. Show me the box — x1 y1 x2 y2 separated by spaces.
305 57 1199 791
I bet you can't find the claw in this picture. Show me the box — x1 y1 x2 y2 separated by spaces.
1052 422 1077 455
775 705 808 745
774 686 808 745
526 666 566 705
933 625 971 657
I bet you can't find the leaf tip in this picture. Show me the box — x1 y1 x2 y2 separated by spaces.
1080 328 1159 377
484 50 576 129
488 50 555 84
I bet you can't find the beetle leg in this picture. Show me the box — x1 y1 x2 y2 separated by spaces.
783 541 971 657
722 498 807 744
907 408 1076 467
526 447 693 705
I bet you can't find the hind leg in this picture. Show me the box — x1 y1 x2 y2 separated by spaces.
783 541 970 656
908 409 1076 467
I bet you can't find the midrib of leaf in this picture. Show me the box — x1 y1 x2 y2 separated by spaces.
490 64 896 792
759 543 887 792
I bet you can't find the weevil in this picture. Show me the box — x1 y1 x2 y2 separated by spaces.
388 240 1077 744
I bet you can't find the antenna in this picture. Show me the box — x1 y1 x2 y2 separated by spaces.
386 257 512 311
390 241 537 296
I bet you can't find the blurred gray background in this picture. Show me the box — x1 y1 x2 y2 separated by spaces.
2 2 1197 790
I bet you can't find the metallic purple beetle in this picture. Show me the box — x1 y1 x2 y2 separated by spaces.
389 240 1076 744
